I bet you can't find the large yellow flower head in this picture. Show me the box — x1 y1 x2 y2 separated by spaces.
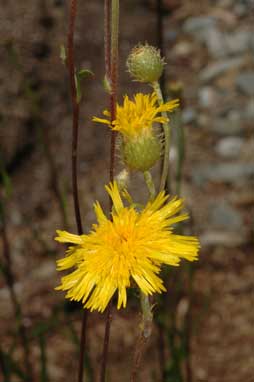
55 182 199 313
93 92 179 140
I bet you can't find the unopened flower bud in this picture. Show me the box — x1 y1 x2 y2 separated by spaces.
127 44 165 84
123 135 161 172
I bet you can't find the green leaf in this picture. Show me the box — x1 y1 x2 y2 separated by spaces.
78 69 94 79
75 69 94 103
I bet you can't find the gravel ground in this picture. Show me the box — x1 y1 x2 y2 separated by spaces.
1 0 254 381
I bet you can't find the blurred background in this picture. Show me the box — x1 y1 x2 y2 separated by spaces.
0 0 254 381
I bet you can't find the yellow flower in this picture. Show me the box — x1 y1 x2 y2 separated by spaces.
55 182 199 313
93 92 179 140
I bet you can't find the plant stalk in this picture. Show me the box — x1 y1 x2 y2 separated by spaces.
104 0 111 81
100 2 119 382
175 110 185 196
156 0 165 95
131 293 153 382
131 171 155 382
144 171 156 200
152 81 171 192
68 0 83 235
67 2 88 382
109 0 119 182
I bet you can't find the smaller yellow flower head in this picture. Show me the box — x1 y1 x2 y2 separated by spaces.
55 182 199 313
93 92 179 140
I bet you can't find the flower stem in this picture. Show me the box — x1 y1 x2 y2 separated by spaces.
68 0 83 235
144 170 156 199
67 2 88 382
104 0 111 82
100 1 119 382
175 110 185 196
152 80 171 192
131 172 155 381
156 0 165 95
131 293 153 382
109 0 119 182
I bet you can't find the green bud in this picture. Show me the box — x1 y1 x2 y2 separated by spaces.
127 44 165 84
123 135 161 172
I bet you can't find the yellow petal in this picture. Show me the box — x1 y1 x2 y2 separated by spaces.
55 230 83 244
92 117 111 125
94 201 107 224
105 181 124 214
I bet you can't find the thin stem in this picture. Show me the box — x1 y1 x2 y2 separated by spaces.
131 293 153 382
100 301 113 382
68 0 83 235
152 81 171 192
67 2 88 382
175 111 185 196
144 171 156 200
78 313 88 382
131 172 155 382
100 1 119 381
156 0 165 95
185 263 195 382
156 0 163 55
104 0 111 81
0 210 33 381
109 0 119 182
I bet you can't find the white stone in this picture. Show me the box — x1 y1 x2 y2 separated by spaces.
215 137 244 158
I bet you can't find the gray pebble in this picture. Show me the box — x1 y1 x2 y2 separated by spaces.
208 200 243 230
244 99 254 121
198 86 218 108
182 108 197 124
200 57 244 82
236 72 254 96
225 30 250 55
183 16 217 36
205 28 228 58
192 163 254 185
215 137 244 158
200 231 247 247
209 113 243 136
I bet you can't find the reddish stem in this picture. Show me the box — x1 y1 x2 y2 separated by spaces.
100 1 119 381
156 0 165 95
100 300 113 382
104 0 111 81
67 2 87 382
68 0 83 236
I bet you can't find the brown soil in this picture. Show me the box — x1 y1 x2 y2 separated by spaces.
1 1 253 382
